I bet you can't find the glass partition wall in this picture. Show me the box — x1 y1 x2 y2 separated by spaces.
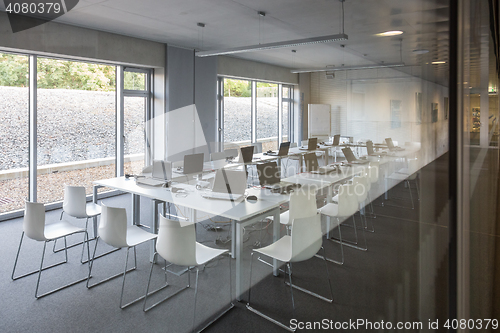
0 53 152 220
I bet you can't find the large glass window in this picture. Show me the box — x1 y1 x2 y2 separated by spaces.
0 52 29 214
282 85 291 142
256 82 278 151
223 78 251 144
36 57 116 204
124 96 147 175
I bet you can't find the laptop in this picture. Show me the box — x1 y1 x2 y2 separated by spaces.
324 134 340 146
303 152 319 172
240 146 255 163
267 142 290 156
342 147 370 165
299 137 318 151
136 160 171 186
385 138 405 151
183 153 204 174
256 161 298 192
366 141 387 156
201 169 247 201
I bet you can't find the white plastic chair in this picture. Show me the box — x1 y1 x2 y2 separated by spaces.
12 201 90 299
54 185 102 257
318 183 359 264
246 213 333 331
386 158 419 209
86 205 158 309
143 216 233 332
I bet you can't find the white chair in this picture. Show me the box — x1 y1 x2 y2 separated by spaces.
86 205 158 309
246 214 333 332
318 183 359 264
54 185 102 257
386 159 419 209
143 216 233 332
12 201 90 299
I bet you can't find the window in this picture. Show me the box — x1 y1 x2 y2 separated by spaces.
36 57 116 205
0 52 29 214
256 82 278 151
222 78 252 144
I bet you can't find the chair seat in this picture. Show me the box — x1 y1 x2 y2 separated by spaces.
126 226 158 247
44 221 86 240
254 235 292 263
196 242 228 265
86 202 101 217
318 203 339 217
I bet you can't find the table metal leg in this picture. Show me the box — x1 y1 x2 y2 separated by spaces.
231 220 236 259
92 185 99 238
272 209 280 277
236 221 243 301
132 194 141 226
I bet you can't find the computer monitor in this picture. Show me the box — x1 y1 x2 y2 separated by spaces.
307 137 318 150
385 138 395 148
152 160 172 180
211 169 247 195
332 134 340 146
303 152 319 172
366 141 375 155
240 146 255 163
277 142 291 156
183 153 204 174
256 161 280 186
342 148 357 162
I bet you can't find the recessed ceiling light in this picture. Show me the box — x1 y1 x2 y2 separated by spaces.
431 61 446 64
413 49 429 54
375 30 404 37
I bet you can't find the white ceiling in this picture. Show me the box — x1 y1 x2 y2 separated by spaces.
2 0 451 85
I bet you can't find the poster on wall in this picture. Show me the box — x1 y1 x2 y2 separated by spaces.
431 103 439 123
391 100 402 128
444 97 449 120
416 92 422 125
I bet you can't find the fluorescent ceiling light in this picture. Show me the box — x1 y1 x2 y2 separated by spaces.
375 30 403 37
195 33 348 57
431 61 446 64
413 49 429 54
291 62 405 74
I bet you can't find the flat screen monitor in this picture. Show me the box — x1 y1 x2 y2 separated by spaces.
342 148 357 162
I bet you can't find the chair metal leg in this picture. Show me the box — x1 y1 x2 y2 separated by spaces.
246 253 296 332
316 217 344 265
330 215 368 251
35 231 90 299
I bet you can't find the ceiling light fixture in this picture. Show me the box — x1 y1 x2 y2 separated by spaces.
196 0 348 57
376 30 404 37
431 61 446 64
291 62 405 74
413 49 429 54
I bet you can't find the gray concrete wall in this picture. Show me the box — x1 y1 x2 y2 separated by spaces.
0 12 164 67
218 56 298 84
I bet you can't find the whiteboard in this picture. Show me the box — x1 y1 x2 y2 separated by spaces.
308 104 331 138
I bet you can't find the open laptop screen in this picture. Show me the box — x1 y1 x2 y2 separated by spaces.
256 161 280 186
183 153 204 174
385 138 395 148
240 146 255 163
303 152 319 172
307 137 318 150
342 148 357 163
366 141 374 155
332 134 340 145
278 142 291 156
212 169 247 194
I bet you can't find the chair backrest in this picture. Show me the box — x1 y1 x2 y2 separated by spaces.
336 183 358 217
24 201 47 241
288 186 317 222
210 151 226 161
352 175 368 203
99 205 128 248
303 153 319 172
63 185 88 218
368 161 380 183
156 215 197 267
290 214 322 262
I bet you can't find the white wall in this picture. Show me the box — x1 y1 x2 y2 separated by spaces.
310 67 449 164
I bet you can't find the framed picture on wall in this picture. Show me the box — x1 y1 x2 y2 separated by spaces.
391 99 402 128
431 102 438 123
416 92 422 125
444 97 449 120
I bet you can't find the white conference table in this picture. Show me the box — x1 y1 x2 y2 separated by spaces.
93 176 288 301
